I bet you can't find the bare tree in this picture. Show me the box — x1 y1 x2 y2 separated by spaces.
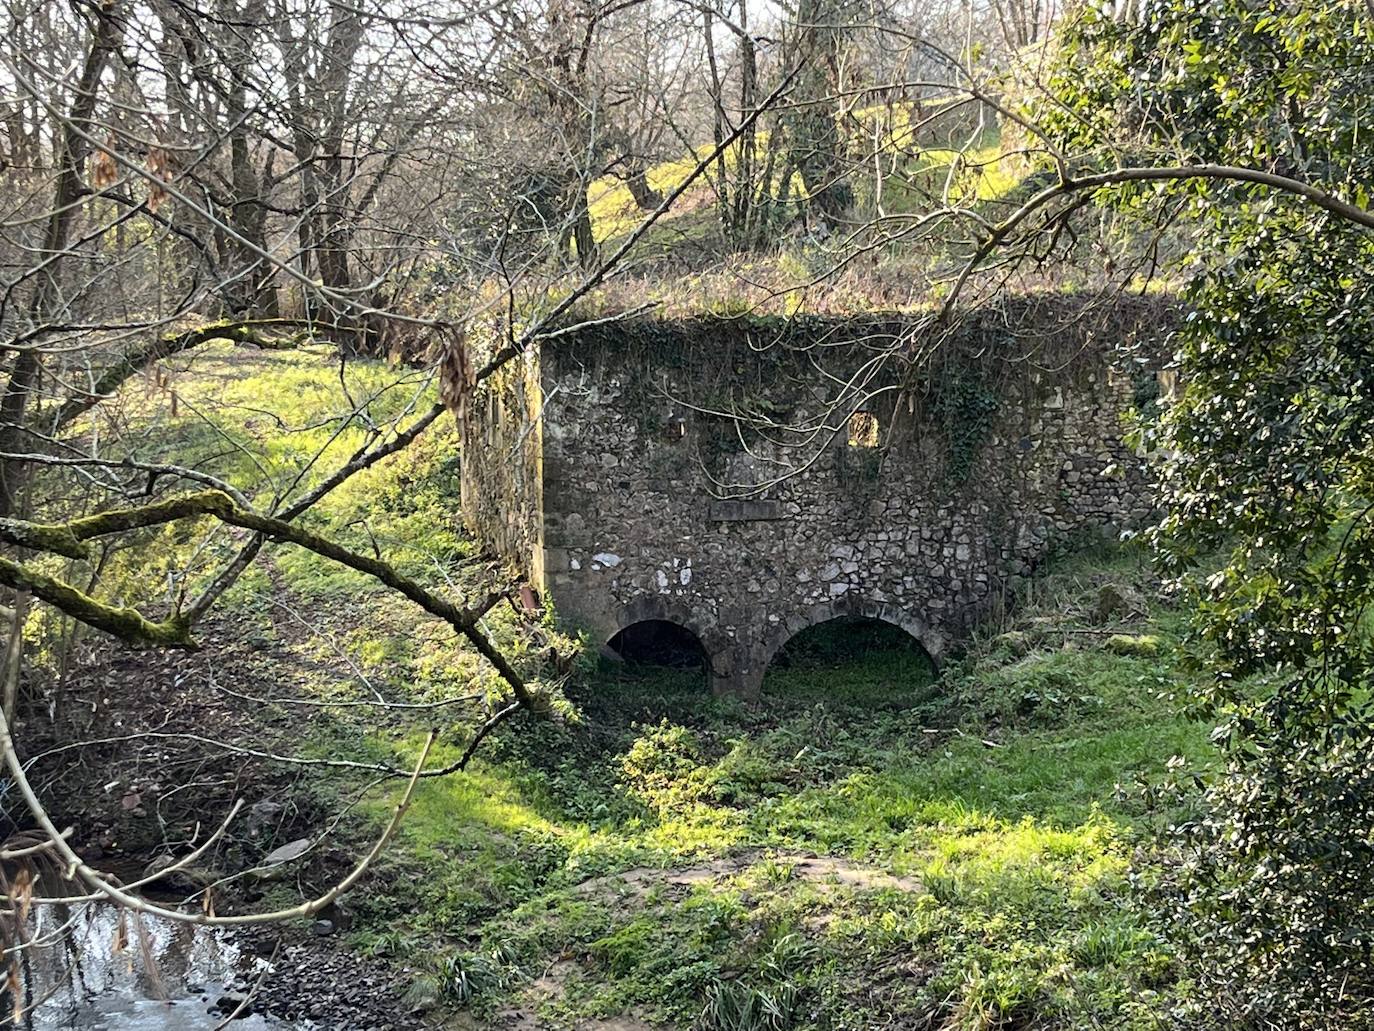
5 4 1374 1021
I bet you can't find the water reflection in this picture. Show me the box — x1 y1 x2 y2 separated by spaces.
11 894 301 1029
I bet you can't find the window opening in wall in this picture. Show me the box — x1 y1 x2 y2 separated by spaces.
848 410 880 448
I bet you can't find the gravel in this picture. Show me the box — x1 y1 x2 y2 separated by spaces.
227 929 435 1030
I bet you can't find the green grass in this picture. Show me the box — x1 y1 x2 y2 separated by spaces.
58 342 470 610
44 343 556 707
587 116 1024 250
588 149 718 242
50 348 1210 1029
345 545 1209 1029
36 342 572 922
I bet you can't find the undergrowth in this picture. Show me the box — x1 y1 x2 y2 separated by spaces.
46 347 1209 1030
346 545 1207 1030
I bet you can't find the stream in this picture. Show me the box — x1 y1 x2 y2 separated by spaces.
21 900 308 1030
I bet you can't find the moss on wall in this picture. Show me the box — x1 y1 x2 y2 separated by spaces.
457 331 544 582
538 291 1175 487
456 290 1176 692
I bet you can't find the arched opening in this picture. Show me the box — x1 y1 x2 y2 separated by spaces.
604 620 709 680
763 616 937 702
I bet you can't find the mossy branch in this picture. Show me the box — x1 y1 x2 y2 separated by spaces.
2 490 537 709
0 518 88 559
0 555 192 646
185 401 446 622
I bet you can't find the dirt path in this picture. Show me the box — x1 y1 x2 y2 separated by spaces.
575 849 922 902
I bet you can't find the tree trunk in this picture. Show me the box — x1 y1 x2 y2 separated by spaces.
223 5 277 317
572 205 598 267
785 0 851 227
625 167 662 210
0 6 124 517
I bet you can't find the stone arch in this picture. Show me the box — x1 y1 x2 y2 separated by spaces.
752 597 945 693
603 595 726 680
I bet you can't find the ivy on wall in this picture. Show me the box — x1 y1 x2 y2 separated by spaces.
530 292 1175 491
928 363 1001 483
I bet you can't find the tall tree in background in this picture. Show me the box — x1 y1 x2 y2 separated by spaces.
783 0 854 226
990 0 1050 50
0 0 124 516
702 0 772 246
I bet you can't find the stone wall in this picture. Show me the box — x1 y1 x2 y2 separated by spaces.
462 293 1172 695
457 348 545 588
908 95 999 147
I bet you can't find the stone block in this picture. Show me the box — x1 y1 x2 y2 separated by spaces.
707 499 784 522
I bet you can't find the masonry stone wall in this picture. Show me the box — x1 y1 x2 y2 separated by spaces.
457 348 545 588
462 293 1171 695
908 95 1000 147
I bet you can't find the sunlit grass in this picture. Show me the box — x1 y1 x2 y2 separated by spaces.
587 149 716 242
70 349 1203 1028
348 548 1207 1025
587 107 1022 245
65 343 469 608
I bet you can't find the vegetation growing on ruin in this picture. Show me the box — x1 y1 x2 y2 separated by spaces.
347 535 1208 1030
526 292 1171 492
9 0 1374 1027
30 347 1206 1029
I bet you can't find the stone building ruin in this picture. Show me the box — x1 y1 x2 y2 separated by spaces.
459 293 1170 696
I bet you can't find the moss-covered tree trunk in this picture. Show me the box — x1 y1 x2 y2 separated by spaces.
784 0 852 228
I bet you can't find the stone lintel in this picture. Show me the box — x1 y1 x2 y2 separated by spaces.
707 499 784 522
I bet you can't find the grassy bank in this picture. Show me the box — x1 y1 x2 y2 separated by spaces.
47 346 1210 1029
353 550 1207 1030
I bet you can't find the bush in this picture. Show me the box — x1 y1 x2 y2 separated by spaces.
1104 634 1160 658
1145 706 1374 1029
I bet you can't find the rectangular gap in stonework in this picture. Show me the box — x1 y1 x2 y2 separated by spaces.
848 410 880 448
